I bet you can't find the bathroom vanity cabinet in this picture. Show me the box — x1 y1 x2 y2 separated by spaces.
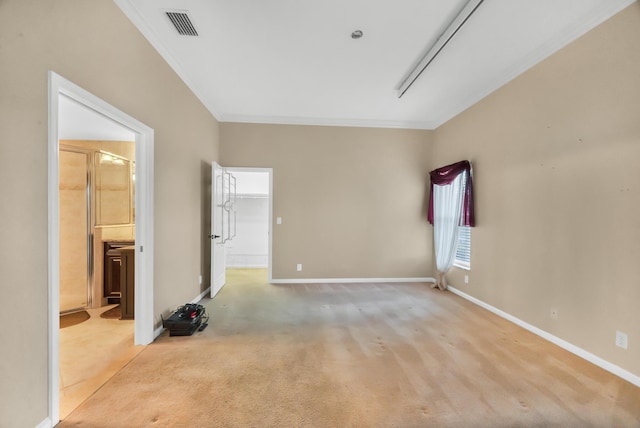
104 240 134 304
119 246 135 320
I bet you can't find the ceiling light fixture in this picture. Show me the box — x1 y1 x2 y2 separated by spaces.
397 0 484 98
351 30 363 39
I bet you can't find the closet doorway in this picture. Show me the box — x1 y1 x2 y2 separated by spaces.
225 168 272 281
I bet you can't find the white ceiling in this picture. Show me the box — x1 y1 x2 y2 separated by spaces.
115 0 634 130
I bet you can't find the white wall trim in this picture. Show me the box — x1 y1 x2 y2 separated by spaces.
271 277 436 284
220 114 436 131
268 170 273 283
47 72 62 428
35 418 52 428
191 287 212 304
153 326 165 340
48 71 155 426
447 286 640 388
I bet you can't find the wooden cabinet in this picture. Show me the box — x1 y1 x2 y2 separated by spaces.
119 246 135 320
103 240 134 304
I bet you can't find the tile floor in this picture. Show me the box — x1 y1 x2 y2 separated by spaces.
59 305 145 420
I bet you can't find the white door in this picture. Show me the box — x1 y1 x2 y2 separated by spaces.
211 162 226 297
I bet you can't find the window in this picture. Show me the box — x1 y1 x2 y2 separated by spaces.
454 225 471 269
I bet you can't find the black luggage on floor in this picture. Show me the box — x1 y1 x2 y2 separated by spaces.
162 304 207 336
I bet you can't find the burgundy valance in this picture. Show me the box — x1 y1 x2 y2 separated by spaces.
428 160 475 226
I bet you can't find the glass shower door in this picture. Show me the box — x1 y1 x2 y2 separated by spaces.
59 149 90 312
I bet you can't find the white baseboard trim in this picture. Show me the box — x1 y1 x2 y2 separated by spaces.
190 287 211 304
153 287 212 341
35 417 52 428
153 325 165 340
270 277 436 284
447 286 640 388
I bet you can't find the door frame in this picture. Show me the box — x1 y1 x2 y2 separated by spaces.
225 167 273 282
210 162 226 297
48 71 155 425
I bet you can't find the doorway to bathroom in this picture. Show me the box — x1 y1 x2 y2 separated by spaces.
48 72 155 425
57 100 139 417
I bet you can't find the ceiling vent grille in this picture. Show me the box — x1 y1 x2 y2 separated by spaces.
166 11 198 36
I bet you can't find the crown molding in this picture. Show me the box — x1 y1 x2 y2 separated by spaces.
220 114 437 130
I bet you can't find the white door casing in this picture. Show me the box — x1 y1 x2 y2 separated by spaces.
210 162 226 297
48 71 154 426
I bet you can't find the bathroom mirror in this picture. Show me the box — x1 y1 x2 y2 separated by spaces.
95 152 133 225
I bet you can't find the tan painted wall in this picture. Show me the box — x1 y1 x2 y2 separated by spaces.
0 1 219 426
433 3 640 377
220 123 434 279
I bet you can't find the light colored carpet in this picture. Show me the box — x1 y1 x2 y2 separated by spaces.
59 269 640 427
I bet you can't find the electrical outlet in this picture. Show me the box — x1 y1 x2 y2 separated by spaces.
199 275 202 285
296 263 302 271
550 308 558 320
464 275 469 284
277 217 282 225
615 331 628 350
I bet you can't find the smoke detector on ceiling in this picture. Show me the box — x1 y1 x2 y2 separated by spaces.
165 10 199 36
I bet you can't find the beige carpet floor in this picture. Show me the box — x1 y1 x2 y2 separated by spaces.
59 269 640 427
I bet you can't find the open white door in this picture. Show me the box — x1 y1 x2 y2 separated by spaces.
210 162 226 297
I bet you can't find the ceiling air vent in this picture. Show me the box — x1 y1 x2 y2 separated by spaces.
165 11 198 36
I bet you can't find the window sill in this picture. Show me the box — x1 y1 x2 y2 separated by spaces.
453 261 470 271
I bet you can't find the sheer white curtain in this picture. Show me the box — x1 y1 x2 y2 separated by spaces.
432 172 466 290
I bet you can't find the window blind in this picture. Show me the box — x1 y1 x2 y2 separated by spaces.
454 226 471 268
